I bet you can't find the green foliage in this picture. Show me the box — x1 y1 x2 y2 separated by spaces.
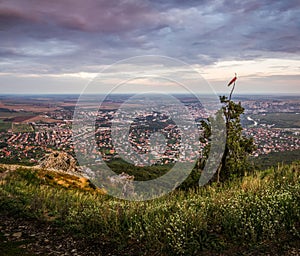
197 95 255 185
202 96 255 183
0 163 299 255
218 96 255 181
106 158 172 181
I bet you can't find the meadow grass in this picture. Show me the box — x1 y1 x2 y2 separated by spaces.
0 162 299 255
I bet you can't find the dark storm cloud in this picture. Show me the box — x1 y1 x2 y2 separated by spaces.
0 0 162 32
0 0 299 74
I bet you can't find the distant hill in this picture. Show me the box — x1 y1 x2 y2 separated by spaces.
252 149 300 169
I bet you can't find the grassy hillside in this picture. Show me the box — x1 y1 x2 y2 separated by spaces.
0 163 299 255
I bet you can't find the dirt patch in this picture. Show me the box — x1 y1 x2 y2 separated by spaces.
0 215 105 256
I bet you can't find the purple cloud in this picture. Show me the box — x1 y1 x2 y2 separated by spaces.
0 0 163 33
0 0 299 75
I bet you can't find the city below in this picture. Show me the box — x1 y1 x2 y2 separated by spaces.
0 94 299 168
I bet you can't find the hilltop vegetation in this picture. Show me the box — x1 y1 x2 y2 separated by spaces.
0 162 299 255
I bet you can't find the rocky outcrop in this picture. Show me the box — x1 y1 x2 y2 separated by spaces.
39 151 82 175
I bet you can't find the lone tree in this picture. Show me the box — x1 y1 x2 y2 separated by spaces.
214 74 255 182
180 74 255 189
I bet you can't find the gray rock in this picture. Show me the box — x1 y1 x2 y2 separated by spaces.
12 232 22 238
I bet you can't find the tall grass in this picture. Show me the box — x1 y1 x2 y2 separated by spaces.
0 162 299 255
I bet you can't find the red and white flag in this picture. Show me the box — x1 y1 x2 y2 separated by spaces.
227 74 237 86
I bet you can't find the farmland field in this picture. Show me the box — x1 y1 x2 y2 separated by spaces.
253 112 300 128
12 123 34 133
0 120 11 132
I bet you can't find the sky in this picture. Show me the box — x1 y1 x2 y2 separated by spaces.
0 0 299 95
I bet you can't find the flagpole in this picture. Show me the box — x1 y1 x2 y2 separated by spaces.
229 81 235 101
228 73 237 101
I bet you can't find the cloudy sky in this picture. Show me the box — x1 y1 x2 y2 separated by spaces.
0 0 299 94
